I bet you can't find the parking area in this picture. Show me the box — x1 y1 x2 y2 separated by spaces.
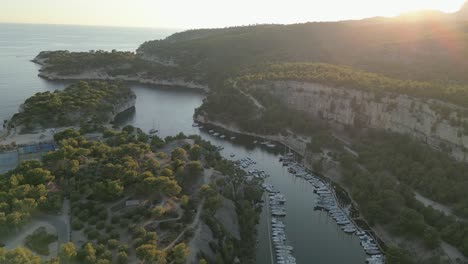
0 151 19 173
0 142 56 173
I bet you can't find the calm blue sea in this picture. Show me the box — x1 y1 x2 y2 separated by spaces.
0 23 176 129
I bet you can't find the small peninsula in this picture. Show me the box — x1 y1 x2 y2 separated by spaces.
8 81 136 133
33 51 208 91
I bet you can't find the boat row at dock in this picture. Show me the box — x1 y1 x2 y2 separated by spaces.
266 186 296 264
232 155 295 263
281 154 385 264
226 138 385 264
206 128 236 140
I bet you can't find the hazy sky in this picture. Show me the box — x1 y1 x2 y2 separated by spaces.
1 0 466 29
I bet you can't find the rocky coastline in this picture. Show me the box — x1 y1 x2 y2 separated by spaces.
32 55 210 92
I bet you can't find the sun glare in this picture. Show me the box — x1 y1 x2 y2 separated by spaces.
0 0 466 28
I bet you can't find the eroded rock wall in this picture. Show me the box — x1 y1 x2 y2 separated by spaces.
250 81 468 161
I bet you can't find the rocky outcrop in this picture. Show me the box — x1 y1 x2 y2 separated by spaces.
214 197 241 240
187 223 216 263
249 81 468 161
111 95 136 119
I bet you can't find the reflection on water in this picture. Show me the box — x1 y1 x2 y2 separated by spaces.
120 84 206 138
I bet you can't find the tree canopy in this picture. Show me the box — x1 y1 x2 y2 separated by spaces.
10 81 135 132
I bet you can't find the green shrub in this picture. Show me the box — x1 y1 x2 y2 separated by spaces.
25 227 58 255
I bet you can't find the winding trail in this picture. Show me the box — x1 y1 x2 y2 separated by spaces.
3 198 70 259
414 192 465 222
413 192 467 263
164 200 204 251
237 89 264 110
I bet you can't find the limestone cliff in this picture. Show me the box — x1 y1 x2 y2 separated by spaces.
248 81 468 161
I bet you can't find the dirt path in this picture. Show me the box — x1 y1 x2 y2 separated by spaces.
3 199 70 260
3 221 56 250
164 200 204 251
414 193 467 263
237 88 264 110
143 214 182 229
414 192 465 222
441 241 468 264
184 169 214 263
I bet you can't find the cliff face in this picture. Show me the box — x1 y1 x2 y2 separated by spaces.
110 94 136 118
37 70 209 92
250 81 468 161
66 91 136 123
32 52 209 92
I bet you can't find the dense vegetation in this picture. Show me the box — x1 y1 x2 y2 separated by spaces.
138 11 468 86
175 135 263 263
37 5 468 108
0 126 262 263
198 81 468 262
238 63 468 108
342 161 450 264
339 130 468 261
25 227 58 255
37 50 196 82
353 131 468 218
0 160 59 235
36 50 136 75
38 52 468 109
10 81 135 132
196 84 328 135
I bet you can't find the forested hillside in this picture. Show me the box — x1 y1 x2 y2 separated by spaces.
237 63 468 108
10 81 135 132
138 6 468 85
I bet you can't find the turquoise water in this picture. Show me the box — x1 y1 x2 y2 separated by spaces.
0 23 367 264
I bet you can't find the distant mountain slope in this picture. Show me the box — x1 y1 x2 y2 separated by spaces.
457 1 468 20
138 2 468 84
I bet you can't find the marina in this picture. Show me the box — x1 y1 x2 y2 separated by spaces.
227 134 383 264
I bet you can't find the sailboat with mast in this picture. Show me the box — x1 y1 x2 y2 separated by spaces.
149 119 158 135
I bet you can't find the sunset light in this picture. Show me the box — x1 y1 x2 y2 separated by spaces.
1 0 466 28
